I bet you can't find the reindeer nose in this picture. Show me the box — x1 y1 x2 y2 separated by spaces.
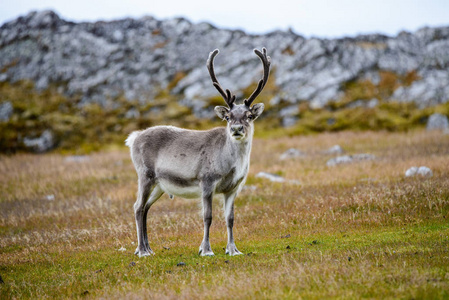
231 125 244 133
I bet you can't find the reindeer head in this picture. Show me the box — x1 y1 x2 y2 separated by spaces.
207 48 271 141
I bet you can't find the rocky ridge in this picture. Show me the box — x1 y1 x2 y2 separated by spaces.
1 10 449 113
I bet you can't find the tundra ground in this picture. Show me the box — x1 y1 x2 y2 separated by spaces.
1 130 448 299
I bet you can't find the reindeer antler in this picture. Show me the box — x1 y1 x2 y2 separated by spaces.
244 48 271 107
207 49 236 109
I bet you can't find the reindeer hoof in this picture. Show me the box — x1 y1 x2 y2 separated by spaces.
198 246 214 256
135 246 154 257
226 244 243 256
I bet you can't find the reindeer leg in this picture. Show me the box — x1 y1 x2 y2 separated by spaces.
224 192 243 256
134 177 158 257
199 184 214 256
141 185 164 255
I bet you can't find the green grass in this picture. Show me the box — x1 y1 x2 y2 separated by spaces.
2 77 449 153
1 130 448 299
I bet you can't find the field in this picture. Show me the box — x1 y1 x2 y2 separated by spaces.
1 129 448 299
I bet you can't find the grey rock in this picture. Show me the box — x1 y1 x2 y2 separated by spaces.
326 155 353 166
255 172 300 185
323 145 344 155
0 101 13 122
282 116 299 127
279 105 299 127
242 185 257 192
347 98 379 109
426 113 449 131
256 172 285 183
326 153 375 166
279 105 299 118
23 129 55 152
280 148 305 160
125 108 140 119
392 71 449 107
0 10 448 115
405 166 433 177
367 98 379 108
405 166 418 177
417 166 433 177
352 153 376 161
64 155 90 163
45 194 55 201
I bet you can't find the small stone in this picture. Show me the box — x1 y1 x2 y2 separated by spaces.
95 269 102 273
282 116 299 127
45 194 55 201
326 155 353 166
23 130 55 153
163 246 170 250
64 155 90 163
281 234 291 239
405 166 432 177
348 257 352 261
280 148 305 160
326 154 375 166
129 261 136 267
125 108 140 119
417 166 433 177
352 154 376 161
177 262 186 267
367 98 379 108
405 166 418 177
286 245 291 249
0 101 13 122
288 179 301 185
242 185 257 191
255 172 285 183
426 113 449 131
117 247 126 252
323 145 344 155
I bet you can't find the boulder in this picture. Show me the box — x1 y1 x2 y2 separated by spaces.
255 172 285 183
426 113 449 131
280 148 305 160
323 145 344 155
0 101 13 122
23 130 55 153
255 172 300 185
326 153 375 166
1 10 448 112
405 166 433 177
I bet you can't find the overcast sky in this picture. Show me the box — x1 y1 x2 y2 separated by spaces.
1 0 448 38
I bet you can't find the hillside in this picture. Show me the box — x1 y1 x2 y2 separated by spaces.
1 10 449 152
2 11 449 107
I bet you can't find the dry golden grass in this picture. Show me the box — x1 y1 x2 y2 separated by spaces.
1 129 448 299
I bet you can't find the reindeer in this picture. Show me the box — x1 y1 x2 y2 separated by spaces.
125 48 271 257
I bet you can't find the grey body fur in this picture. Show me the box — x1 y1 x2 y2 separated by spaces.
126 48 270 257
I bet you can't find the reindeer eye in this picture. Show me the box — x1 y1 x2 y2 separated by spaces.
225 116 230 121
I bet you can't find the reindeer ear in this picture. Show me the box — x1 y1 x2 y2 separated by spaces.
250 103 264 120
214 106 229 120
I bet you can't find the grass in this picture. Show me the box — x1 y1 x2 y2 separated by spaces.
2 77 449 154
1 129 448 299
